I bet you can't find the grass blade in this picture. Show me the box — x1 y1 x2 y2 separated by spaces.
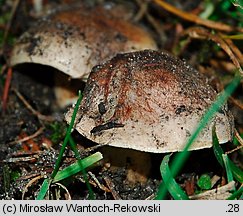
68 136 94 199
36 91 83 199
212 126 224 166
227 186 243 200
51 91 83 179
36 152 103 200
212 127 243 183
228 161 243 183
222 154 234 184
36 179 51 200
53 152 103 183
158 154 189 200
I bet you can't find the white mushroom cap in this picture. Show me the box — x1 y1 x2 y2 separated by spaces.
66 50 234 153
9 3 157 80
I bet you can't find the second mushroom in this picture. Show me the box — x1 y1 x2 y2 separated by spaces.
9 2 157 107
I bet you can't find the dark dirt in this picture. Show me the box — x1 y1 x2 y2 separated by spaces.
0 0 242 200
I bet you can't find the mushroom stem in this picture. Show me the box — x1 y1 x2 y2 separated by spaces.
101 146 151 184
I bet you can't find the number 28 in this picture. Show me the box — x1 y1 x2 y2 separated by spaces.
227 204 239 212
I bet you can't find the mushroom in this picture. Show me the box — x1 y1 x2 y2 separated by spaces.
9 2 157 107
65 50 234 183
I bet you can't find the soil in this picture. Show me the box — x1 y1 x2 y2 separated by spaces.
0 0 242 200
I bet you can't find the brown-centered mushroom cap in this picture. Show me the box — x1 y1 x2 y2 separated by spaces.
66 50 234 153
9 3 157 79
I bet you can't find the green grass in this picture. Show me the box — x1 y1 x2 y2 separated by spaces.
207 0 243 25
36 91 103 200
212 126 243 183
158 154 189 200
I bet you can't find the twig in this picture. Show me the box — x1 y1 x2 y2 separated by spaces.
22 175 43 200
182 27 243 76
12 88 55 122
0 64 7 75
17 173 41 181
221 36 243 63
230 97 243 110
4 155 38 163
2 0 21 50
225 129 243 154
209 59 236 73
153 0 243 33
83 144 103 153
226 144 243 155
2 67 12 112
52 182 72 200
7 127 44 146
145 193 156 200
103 175 122 200
189 181 235 200
145 12 167 43
134 0 148 22
88 171 110 192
